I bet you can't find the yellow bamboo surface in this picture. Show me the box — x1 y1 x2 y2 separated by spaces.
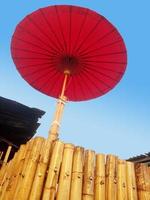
0 136 150 200
94 154 105 200
135 163 150 200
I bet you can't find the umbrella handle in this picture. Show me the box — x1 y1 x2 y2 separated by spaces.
48 72 69 141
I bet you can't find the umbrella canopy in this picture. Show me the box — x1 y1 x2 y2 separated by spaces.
11 5 127 101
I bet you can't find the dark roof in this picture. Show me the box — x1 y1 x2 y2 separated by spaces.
127 152 150 166
0 96 45 153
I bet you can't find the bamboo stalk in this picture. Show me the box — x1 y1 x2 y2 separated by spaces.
70 146 84 200
29 139 53 200
3 144 27 200
135 163 150 200
11 140 32 199
94 154 105 200
2 145 12 167
126 161 138 200
0 151 3 160
117 159 127 200
105 155 118 200
83 150 95 200
13 137 44 200
42 140 64 200
56 143 74 200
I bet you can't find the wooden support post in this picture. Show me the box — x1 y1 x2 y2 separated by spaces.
2 145 12 166
94 154 105 200
135 163 150 200
105 155 118 200
56 144 74 200
117 159 128 200
29 139 52 200
126 161 138 200
83 150 95 200
42 140 64 200
70 147 84 200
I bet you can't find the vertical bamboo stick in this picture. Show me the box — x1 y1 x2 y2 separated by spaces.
13 137 44 200
29 139 52 200
117 159 128 200
2 145 12 166
126 161 138 200
135 163 150 200
56 143 74 200
3 144 27 200
70 146 84 200
11 140 32 199
0 151 3 160
42 140 64 200
83 150 95 200
94 154 105 200
105 155 118 200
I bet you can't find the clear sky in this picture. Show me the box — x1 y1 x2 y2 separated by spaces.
0 0 150 159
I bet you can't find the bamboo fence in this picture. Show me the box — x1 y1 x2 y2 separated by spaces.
0 136 150 200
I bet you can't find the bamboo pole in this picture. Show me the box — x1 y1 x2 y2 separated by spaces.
11 140 32 199
83 150 95 200
48 73 69 141
135 163 150 200
13 137 44 200
3 144 27 200
70 146 84 200
42 140 64 200
94 154 105 200
56 143 74 200
117 159 128 200
0 151 3 160
105 155 118 200
29 139 52 200
2 145 12 167
126 161 138 200
0 160 13 199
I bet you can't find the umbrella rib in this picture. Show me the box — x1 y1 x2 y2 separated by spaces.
72 8 89 54
80 51 126 60
40 71 58 90
79 39 123 58
69 6 72 55
82 60 126 65
13 36 57 56
81 69 104 95
39 9 65 53
13 56 57 61
17 25 60 56
55 6 68 53
46 72 62 95
78 28 116 56
83 62 123 74
31 68 57 84
12 47 58 58
71 76 78 101
83 62 121 82
18 61 57 69
76 73 87 99
22 64 55 78
27 15 63 55
74 16 104 55
83 67 112 89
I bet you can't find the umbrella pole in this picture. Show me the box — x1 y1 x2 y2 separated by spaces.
48 71 69 141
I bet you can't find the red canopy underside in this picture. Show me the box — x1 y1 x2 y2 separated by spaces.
11 5 127 101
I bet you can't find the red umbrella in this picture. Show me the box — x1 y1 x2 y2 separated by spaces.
11 5 127 102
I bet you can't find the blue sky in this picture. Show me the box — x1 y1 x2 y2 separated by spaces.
0 0 150 159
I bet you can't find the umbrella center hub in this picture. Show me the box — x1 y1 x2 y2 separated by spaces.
59 55 80 75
